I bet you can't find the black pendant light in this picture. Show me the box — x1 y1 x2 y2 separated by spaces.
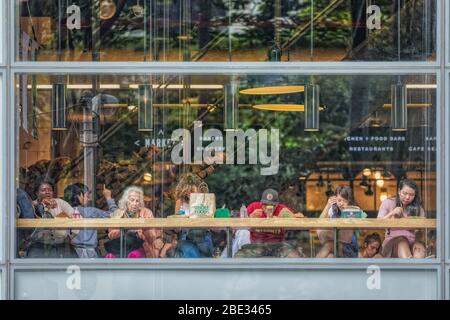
304 84 320 131
138 84 153 132
51 83 67 130
224 78 239 131
391 82 407 131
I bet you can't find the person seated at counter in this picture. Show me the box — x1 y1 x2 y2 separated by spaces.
104 186 163 258
16 187 36 258
377 179 426 259
63 183 113 258
359 233 383 258
173 173 214 258
25 177 78 258
316 186 360 258
235 189 306 258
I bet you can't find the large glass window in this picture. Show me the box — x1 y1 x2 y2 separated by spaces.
15 72 437 259
16 0 436 62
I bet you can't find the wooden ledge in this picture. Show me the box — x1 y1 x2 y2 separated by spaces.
16 218 436 229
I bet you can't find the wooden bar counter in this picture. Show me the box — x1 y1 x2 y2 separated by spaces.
16 218 436 229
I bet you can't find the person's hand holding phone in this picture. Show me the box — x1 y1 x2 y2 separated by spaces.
392 207 404 218
327 196 337 208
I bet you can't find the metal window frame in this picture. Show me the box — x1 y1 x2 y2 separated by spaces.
8 68 442 266
0 0 9 300
446 0 450 67
445 70 450 266
444 0 450 268
0 0 5 66
0 68 7 300
1 266 6 300
2 0 448 300
446 265 450 299
0 68 6 266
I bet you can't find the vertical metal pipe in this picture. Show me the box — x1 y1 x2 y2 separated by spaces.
227 228 232 258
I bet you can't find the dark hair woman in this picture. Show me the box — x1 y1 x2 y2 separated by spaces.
377 179 426 258
316 185 361 258
63 183 112 258
359 233 383 258
26 176 78 258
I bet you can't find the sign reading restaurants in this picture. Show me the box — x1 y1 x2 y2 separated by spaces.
345 128 436 161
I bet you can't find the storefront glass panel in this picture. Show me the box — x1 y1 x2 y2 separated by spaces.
15 0 436 62
14 72 437 260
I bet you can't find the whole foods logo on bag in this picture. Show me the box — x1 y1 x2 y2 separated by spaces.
189 193 216 217
191 204 209 216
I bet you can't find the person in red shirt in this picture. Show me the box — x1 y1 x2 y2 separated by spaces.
235 189 305 258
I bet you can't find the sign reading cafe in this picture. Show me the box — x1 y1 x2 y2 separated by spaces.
346 133 436 153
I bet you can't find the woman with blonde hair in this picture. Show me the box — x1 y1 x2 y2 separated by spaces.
174 173 209 215
104 186 163 258
173 173 214 258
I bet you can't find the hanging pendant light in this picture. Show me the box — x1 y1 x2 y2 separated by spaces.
304 84 320 131
138 84 153 132
99 0 117 20
365 180 374 196
268 0 282 61
391 82 407 131
131 0 144 17
224 78 239 131
52 83 67 130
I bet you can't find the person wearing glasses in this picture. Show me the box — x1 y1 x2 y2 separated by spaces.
377 179 426 258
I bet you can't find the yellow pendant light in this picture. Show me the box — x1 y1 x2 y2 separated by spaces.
99 0 117 20
253 104 305 112
252 104 324 112
376 179 385 187
240 85 305 95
